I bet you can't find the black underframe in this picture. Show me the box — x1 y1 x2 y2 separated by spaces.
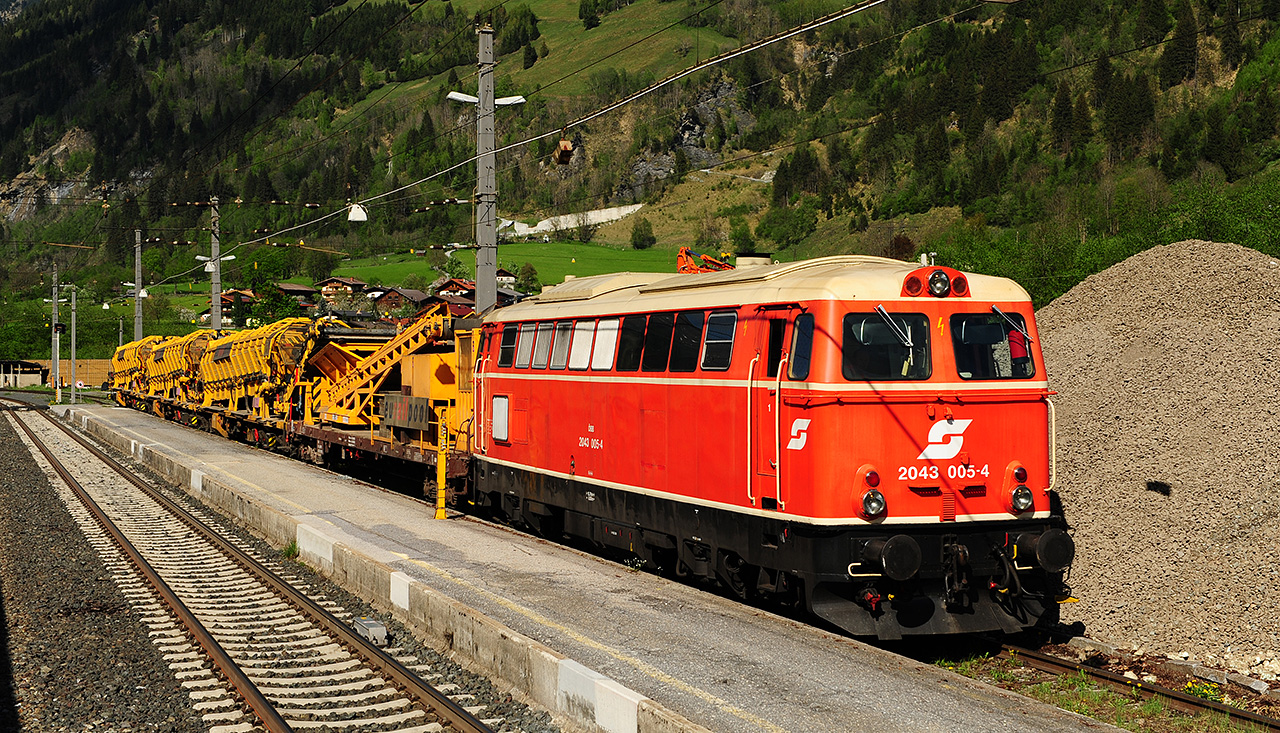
473 456 1067 638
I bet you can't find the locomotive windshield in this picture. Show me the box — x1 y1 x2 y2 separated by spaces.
951 312 1035 379
842 313 931 380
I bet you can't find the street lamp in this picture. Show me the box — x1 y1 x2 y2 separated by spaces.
42 289 68 404
448 25 526 315
103 301 124 346
196 250 235 330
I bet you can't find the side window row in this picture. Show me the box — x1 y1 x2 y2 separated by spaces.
495 311 738 372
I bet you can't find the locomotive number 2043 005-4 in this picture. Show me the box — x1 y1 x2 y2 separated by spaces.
897 464 991 481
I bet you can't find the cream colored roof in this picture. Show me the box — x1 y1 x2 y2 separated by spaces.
489 256 1031 322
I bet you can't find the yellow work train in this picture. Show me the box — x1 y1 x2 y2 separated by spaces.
109 310 480 490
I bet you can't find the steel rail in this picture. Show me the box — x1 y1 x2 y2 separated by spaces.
1003 643 1280 731
24 402 495 733
1 401 294 733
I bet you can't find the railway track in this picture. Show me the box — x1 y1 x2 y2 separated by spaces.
1000 642 1280 731
1 399 505 733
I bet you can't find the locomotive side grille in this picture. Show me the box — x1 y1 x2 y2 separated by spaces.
941 491 956 522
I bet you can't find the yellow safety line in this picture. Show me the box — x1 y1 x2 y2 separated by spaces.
396 552 787 733
92 410 314 514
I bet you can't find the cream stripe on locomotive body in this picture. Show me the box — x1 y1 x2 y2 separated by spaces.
473 255 1075 639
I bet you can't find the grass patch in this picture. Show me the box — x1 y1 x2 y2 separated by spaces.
281 540 299 560
332 240 680 290
936 654 1263 732
490 0 736 98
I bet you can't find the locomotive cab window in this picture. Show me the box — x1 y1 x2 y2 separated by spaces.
669 311 705 372
568 320 595 370
531 322 554 369
515 323 537 368
951 312 1035 379
497 325 519 368
550 321 573 369
492 395 509 442
843 312 931 380
591 318 620 371
701 312 737 370
615 315 647 372
766 319 786 377
788 313 814 381
642 312 676 372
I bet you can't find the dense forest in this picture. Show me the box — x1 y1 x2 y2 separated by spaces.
4 0 1280 358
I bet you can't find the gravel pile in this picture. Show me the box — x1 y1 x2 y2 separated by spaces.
0 408 203 732
1036 240 1280 680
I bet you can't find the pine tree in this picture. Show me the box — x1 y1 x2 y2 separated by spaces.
1220 0 1243 69
1073 93 1093 146
1159 1 1198 89
1092 55 1113 109
1137 0 1170 46
1051 80 1073 151
630 217 656 249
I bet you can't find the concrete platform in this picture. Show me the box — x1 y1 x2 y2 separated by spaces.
54 404 1116 733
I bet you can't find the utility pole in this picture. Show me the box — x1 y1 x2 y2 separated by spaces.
447 28 522 314
134 229 143 341
475 25 497 315
69 286 76 405
118 316 123 347
211 196 222 330
51 263 60 402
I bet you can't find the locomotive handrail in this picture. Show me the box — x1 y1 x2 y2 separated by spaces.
746 354 759 506
775 355 788 511
1047 397 1057 493
476 355 490 454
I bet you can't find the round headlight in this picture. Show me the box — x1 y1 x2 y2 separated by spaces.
1011 486 1034 513
862 489 886 517
904 275 923 296
1013 466 1028 483
865 469 880 488
928 269 950 297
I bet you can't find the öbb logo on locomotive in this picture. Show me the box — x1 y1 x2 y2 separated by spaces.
916 418 973 460
786 418 811 451
110 255 1076 639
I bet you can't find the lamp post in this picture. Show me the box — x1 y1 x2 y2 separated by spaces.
51 264 59 400
134 229 143 341
448 24 525 315
104 301 123 347
196 197 234 331
69 286 76 405
43 264 68 403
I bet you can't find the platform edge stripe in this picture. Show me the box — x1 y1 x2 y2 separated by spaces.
390 570 411 610
558 659 606 722
595 678 648 733
298 522 335 566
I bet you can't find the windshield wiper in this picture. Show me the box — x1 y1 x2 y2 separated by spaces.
991 305 1033 344
874 304 913 348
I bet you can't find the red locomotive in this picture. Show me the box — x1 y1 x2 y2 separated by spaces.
472 255 1074 638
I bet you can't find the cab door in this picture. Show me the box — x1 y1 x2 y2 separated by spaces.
751 314 789 508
